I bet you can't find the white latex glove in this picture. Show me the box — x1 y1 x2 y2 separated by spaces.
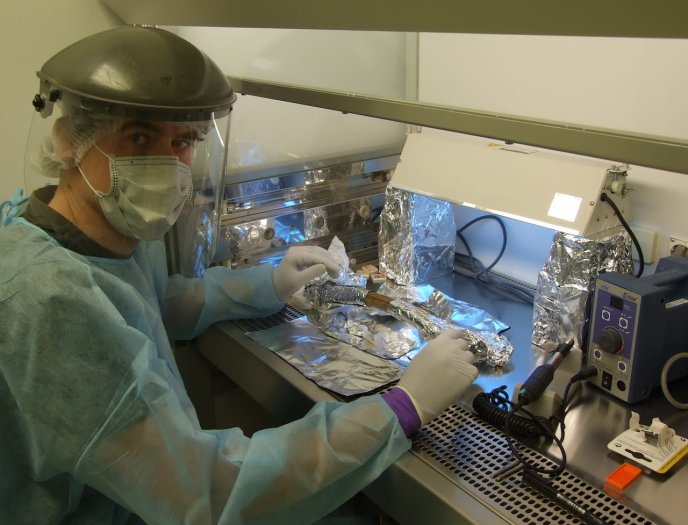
273 246 341 301
397 329 479 426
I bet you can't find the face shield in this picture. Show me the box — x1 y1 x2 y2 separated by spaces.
25 26 235 277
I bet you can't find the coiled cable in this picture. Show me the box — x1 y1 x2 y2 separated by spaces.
472 386 542 438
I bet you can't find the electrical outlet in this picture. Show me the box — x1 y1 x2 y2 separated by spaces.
669 237 688 258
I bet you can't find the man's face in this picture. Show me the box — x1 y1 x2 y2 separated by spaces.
98 121 200 165
79 120 200 194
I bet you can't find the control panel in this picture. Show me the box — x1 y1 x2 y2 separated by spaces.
587 256 688 403
588 285 639 400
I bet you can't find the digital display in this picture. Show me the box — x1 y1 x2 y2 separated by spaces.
609 295 624 310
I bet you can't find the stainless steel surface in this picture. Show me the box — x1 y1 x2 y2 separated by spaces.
228 77 688 177
412 404 658 525
103 0 688 38
196 273 688 525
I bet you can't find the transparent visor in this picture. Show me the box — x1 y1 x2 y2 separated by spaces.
24 101 231 277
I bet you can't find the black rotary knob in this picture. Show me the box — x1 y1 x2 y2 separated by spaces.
599 327 623 354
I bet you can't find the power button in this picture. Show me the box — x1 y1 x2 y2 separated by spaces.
601 371 613 390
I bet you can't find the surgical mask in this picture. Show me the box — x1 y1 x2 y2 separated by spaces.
79 147 192 240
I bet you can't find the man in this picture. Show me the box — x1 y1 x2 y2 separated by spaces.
0 26 478 524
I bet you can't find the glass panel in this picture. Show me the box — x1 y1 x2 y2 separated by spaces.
177 27 688 142
418 33 688 140
175 27 414 100
227 96 405 178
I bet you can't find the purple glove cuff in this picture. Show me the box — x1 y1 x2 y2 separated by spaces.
382 387 421 438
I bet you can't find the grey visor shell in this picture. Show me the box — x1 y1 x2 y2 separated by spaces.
33 26 236 122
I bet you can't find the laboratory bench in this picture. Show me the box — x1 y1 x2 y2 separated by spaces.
193 272 688 525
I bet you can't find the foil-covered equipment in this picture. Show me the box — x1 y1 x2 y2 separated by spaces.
218 151 394 269
378 282 509 334
304 162 372 239
378 186 456 285
531 229 633 351
385 299 513 367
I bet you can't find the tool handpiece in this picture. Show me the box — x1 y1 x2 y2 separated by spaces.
517 339 574 406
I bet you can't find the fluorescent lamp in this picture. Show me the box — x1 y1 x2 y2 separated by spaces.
390 131 630 237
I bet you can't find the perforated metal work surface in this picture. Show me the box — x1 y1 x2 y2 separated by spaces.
231 306 657 524
232 304 305 333
413 404 655 525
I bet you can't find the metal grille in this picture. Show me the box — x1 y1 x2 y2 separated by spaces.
413 404 655 525
232 304 305 333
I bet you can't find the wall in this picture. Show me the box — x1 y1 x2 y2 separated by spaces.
419 33 688 283
0 0 121 201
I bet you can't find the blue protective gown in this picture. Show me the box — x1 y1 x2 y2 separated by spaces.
0 215 410 524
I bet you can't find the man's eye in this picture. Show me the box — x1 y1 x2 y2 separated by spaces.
129 133 148 145
172 138 192 150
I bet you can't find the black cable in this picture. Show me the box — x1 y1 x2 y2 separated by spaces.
456 214 508 278
472 387 542 438
600 192 644 277
504 402 567 478
548 366 598 442
453 214 535 303
453 256 535 303
473 367 598 479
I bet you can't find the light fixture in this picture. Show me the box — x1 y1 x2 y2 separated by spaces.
390 130 631 237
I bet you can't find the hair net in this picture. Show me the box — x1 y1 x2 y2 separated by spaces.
32 115 125 178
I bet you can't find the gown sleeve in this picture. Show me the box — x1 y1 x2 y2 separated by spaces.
3 245 410 525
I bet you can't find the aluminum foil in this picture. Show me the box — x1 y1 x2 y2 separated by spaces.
378 282 509 334
306 307 421 360
378 186 456 285
304 281 368 309
385 299 513 367
303 279 513 366
304 162 372 239
531 228 633 350
246 318 402 396
245 234 513 397
223 218 277 259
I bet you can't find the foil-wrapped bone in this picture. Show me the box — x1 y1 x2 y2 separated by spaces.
304 281 368 309
386 299 513 367
304 280 514 367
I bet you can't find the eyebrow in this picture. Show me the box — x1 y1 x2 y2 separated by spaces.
120 120 161 133
120 120 200 140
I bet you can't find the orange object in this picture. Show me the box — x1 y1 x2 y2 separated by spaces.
605 462 642 492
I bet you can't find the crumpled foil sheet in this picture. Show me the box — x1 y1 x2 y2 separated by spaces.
378 283 509 334
531 229 633 350
246 318 402 396
378 186 456 285
385 299 513 367
246 235 513 396
304 278 513 366
306 307 421 360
